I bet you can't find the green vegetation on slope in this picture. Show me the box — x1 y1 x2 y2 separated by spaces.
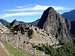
35 43 75 56
4 42 31 56
3 39 75 56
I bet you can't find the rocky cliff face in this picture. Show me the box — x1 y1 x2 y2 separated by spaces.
37 7 71 43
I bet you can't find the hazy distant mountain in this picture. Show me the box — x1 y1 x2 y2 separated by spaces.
71 21 75 35
62 10 75 21
0 19 10 28
62 10 75 37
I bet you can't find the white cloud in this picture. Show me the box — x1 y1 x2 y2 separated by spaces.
7 5 49 12
2 12 42 18
7 5 70 12
0 5 72 18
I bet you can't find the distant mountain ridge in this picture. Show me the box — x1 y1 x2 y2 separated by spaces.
62 10 75 36
62 10 75 21
71 21 75 35
0 19 10 28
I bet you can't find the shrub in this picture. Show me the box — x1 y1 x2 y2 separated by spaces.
28 29 33 39
35 43 75 56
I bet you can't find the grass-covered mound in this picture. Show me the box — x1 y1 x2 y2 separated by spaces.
4 42 31 56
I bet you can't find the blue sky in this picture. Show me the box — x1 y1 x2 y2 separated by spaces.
0 0 75 22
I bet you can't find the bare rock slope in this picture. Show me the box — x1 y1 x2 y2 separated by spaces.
37 7 71 44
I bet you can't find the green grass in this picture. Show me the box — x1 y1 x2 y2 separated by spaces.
4 42 31 56
35 43 75 56
4 41 75 56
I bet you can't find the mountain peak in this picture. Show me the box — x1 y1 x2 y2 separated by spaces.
46 7 54 11
44 7 57 15
37 7 71 43
37 7 57 29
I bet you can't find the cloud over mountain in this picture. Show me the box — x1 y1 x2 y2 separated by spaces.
0 5 73 22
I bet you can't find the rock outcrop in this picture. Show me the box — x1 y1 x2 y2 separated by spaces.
37 7 71 44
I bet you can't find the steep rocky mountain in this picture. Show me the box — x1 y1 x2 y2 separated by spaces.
32 19 40 26
37 7 71 43
62 10 75 21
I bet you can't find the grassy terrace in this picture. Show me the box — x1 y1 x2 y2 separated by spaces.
4 42 31 56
